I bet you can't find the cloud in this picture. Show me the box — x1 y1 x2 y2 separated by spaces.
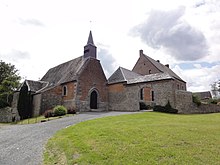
0 49 30 62
97 44 118 78
132 7 209 61
172 63 220 92
18 18 45 27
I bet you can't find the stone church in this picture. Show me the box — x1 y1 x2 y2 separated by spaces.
12 31 192 119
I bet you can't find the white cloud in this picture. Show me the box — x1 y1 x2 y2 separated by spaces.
131 7 209 61
17 18 45 27
172 64 220 92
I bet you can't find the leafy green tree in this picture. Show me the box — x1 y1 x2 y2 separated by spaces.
0 60 21 108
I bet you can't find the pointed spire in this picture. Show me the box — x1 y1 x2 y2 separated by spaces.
87 31 94 45
84 31 97 59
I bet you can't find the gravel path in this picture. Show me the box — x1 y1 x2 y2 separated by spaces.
0 111 139 165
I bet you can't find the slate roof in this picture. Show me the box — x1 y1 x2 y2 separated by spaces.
108 67 141 84
87 31 94 45
41 56 84 86
193 91 212 100
142 54 184 82
108 66 173 85
24 80 48 92
127 73 173 84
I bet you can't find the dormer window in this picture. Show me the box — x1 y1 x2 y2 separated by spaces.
62 85 67 96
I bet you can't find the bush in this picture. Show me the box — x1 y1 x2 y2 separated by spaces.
209 99 218 104
44 110 54 118
153 101 178 114
0 98 9 109
67 108 76 114
139 102 151 110
192 95 201 106
153 105 166 112
53 105 67 116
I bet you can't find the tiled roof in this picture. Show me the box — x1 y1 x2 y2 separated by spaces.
127 73 173 84
41 56 84 86
143 54 184 82
108 67 141 84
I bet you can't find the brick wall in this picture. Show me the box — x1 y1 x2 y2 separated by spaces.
62 82 76 100
132 53 161 75
77 58 108 111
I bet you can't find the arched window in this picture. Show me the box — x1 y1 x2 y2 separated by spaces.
62 85 67 96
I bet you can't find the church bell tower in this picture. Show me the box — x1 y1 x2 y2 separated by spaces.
83 31 97 59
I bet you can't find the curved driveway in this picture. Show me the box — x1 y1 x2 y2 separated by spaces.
0 111 138 165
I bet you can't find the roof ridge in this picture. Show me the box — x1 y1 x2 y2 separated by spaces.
119 67 126 81
142 54 163 72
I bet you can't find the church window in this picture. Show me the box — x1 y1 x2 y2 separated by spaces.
62 85 67 96
140 88 144 100
152 91 154 101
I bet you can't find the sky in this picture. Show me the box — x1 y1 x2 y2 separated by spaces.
0 0 220 92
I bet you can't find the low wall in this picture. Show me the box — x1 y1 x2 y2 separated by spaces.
0 107 20 123
180 104 220 114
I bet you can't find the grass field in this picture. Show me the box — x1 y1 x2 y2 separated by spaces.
44 112 220 165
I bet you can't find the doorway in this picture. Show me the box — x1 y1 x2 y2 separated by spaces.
90 90 98 109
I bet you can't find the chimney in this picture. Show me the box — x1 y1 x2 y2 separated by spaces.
156 60 160 63
139 49 143 56
165 64 169 68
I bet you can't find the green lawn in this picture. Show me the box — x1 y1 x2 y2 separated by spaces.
44 112 220 165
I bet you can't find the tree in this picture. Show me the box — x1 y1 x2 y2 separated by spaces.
0 60 21 108
211 81 220 98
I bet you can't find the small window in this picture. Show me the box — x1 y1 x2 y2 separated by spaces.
84 49 89 53
140 88 144 100
149 70 151 74
177 84 180 90
62 86 67 96
151 91 154 101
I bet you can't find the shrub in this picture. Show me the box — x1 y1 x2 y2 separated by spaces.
192 95 201 106
0 99 9 109
53 105 67 116
153 101 178 114
44 110 54 118
139 102 151 110
209 99 218 104
67 108 76 114
153 105 166 112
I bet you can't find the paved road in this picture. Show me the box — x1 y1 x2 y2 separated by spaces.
0 111 139 165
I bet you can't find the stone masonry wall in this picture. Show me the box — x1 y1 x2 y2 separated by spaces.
108 83 140 111
152 80 176 107
175 90 193 113
32 93 42 117
108 80 176 111
0 107 19 122
40 86 62 114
